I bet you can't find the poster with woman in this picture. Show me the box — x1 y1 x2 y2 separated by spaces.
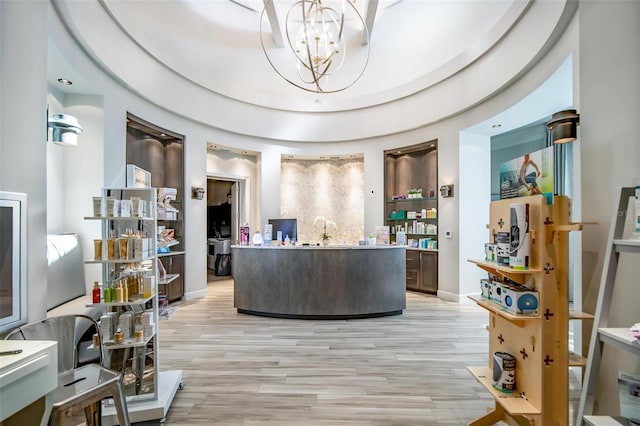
499 146 554 201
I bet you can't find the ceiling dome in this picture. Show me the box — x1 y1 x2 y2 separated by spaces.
49 0 576 142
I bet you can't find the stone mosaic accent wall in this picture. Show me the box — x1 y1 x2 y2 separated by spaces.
281 158 364 245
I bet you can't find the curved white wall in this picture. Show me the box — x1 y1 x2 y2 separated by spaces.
44 0 583 305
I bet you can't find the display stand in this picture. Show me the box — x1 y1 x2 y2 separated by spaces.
84 187 182 425
576 187 640 425
467 194 581 425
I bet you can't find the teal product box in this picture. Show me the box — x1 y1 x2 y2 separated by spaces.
480 279 490 298
501 284 539 315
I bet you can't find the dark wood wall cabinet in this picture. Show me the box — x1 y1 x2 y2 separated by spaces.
384 140 438 294
126 113 185 302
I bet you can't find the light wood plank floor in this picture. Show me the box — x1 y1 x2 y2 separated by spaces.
156 278 579 425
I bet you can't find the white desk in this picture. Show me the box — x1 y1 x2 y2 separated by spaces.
0 340 58 425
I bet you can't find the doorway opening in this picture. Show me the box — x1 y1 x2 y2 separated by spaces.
207 178 241 279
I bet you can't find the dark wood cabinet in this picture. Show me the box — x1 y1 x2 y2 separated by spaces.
406 249 438 294
406 249 420 291
418 251 438 294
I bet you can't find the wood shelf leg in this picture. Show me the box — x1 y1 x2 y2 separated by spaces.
469 404 506 426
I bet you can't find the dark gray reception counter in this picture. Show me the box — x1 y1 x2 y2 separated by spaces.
231 245 406 319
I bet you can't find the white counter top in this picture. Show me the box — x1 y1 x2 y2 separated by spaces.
0 340 58 423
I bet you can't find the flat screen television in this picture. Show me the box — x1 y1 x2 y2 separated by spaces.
268 218 297 242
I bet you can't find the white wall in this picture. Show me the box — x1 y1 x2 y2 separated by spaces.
47 92 105 292
457 132 491 302
0 0 49 325
206 149 258 234
579 0 640 415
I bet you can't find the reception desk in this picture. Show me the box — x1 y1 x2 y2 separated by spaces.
232 245 406 319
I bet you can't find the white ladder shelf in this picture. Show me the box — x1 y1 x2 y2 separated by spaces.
576 186 640 425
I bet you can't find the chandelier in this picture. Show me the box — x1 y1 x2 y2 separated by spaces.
260 0 370 94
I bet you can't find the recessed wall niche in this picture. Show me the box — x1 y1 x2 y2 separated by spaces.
281 157 364 245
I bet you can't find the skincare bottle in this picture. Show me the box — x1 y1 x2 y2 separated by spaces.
104 284 112 303
115 282 123 303
92 281 101 304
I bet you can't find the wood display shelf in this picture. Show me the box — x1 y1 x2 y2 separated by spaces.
570 310 595 320
467 194 577 426
467 366 540 415
467 259 541 284
467 295 541 325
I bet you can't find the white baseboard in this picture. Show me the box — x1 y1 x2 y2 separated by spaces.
436 290 480 304
184 288 207 301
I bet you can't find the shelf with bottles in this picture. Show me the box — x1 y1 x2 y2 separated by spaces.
102 333 155 350
87 294 155 308
386 196 437 203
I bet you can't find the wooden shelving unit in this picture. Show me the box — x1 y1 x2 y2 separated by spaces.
467 194 580 425
383 140 438 294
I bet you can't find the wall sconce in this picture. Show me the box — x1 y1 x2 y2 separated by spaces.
546 109 580 144
48 113 83 146
192 187 205 200
440 185 454 198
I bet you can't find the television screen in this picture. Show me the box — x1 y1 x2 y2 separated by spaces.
268 218 297 242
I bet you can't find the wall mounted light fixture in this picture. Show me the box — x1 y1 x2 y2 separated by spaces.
192 187 205 200
48 113 83 146
440 184 454 198
546 109 580 144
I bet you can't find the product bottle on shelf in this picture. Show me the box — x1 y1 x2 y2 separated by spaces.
93 281 101 304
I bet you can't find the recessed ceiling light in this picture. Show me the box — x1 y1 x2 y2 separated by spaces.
57 78 73 85
160 133 167 137
430 143 435 147
492 124 502 128
397 150 402 154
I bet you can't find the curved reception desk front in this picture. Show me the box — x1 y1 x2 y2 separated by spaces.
232 245 406 319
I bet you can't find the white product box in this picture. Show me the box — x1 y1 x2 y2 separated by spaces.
501 285 539 315
157 187 177 200
489 280 503 304
134 238 152 259
407 211 417 219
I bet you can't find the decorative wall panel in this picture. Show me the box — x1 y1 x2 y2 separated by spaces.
281 158 364 245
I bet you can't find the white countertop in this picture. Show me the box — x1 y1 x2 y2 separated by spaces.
0 340 58 422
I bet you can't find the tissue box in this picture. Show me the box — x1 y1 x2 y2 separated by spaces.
501 284 539 315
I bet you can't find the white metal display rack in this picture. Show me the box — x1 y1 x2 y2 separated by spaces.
84 187 182 424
